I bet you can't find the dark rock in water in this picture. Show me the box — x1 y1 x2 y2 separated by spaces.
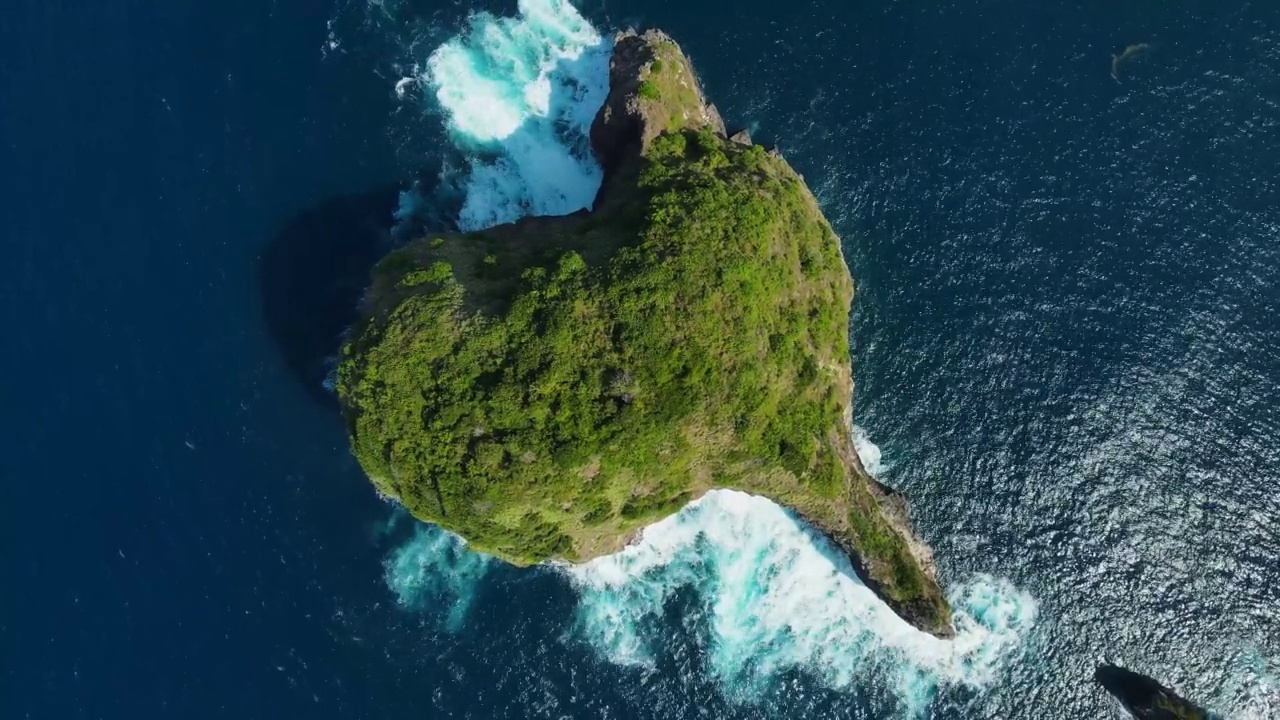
1094 664 1211 719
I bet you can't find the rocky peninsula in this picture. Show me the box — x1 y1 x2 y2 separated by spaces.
337 30 953 637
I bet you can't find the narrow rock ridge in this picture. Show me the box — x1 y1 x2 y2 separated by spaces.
858 454 943 584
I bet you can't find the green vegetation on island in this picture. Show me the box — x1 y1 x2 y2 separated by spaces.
337 30 952 636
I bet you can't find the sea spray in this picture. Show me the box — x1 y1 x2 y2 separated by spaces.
383 523 493 632
397 0 611 231
567 490 1037 716
853 424 889 476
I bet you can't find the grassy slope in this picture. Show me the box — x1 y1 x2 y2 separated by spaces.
636 39 711 137
338 41 951 634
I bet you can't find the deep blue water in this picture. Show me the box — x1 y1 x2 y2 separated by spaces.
5 0 1280 718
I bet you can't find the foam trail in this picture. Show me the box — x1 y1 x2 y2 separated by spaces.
1223 648 1280 720
414 0 611 231
384 523 493 632
392 183 424 226
567 490 1037 717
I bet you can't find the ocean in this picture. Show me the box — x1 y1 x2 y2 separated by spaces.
4 0 1279 717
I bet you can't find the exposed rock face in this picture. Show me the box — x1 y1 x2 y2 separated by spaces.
590 29 725 185
338 29 954 638
1095 665 1211 720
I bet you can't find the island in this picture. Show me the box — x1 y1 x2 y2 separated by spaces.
337 29 954 637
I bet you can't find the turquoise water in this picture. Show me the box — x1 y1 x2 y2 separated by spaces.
403 0 610 230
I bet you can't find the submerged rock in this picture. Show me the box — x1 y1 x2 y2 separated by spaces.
1095 664 1212 719
337 29 954 637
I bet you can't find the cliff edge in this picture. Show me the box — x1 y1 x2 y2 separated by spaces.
337 29 953 637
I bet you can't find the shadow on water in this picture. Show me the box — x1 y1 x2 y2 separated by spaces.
259 185 400 406
258 8 610 408
258 163 465 406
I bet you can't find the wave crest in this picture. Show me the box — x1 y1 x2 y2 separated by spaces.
384 523 492 632
566 490 1037 716
410 0 610 230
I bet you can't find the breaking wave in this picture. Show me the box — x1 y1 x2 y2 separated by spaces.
394 0 610 231
853 424 888 476
383 522 492 632
567 490 1036 716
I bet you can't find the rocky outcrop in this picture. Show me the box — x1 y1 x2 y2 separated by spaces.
590 29 725 186
1095 665 1211 719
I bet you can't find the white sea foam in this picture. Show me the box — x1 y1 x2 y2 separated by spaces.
392 182 425 226
384 523 492 632
393 75 416 99
567 490 1037 716
853 423 888 476
411 0 611 231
